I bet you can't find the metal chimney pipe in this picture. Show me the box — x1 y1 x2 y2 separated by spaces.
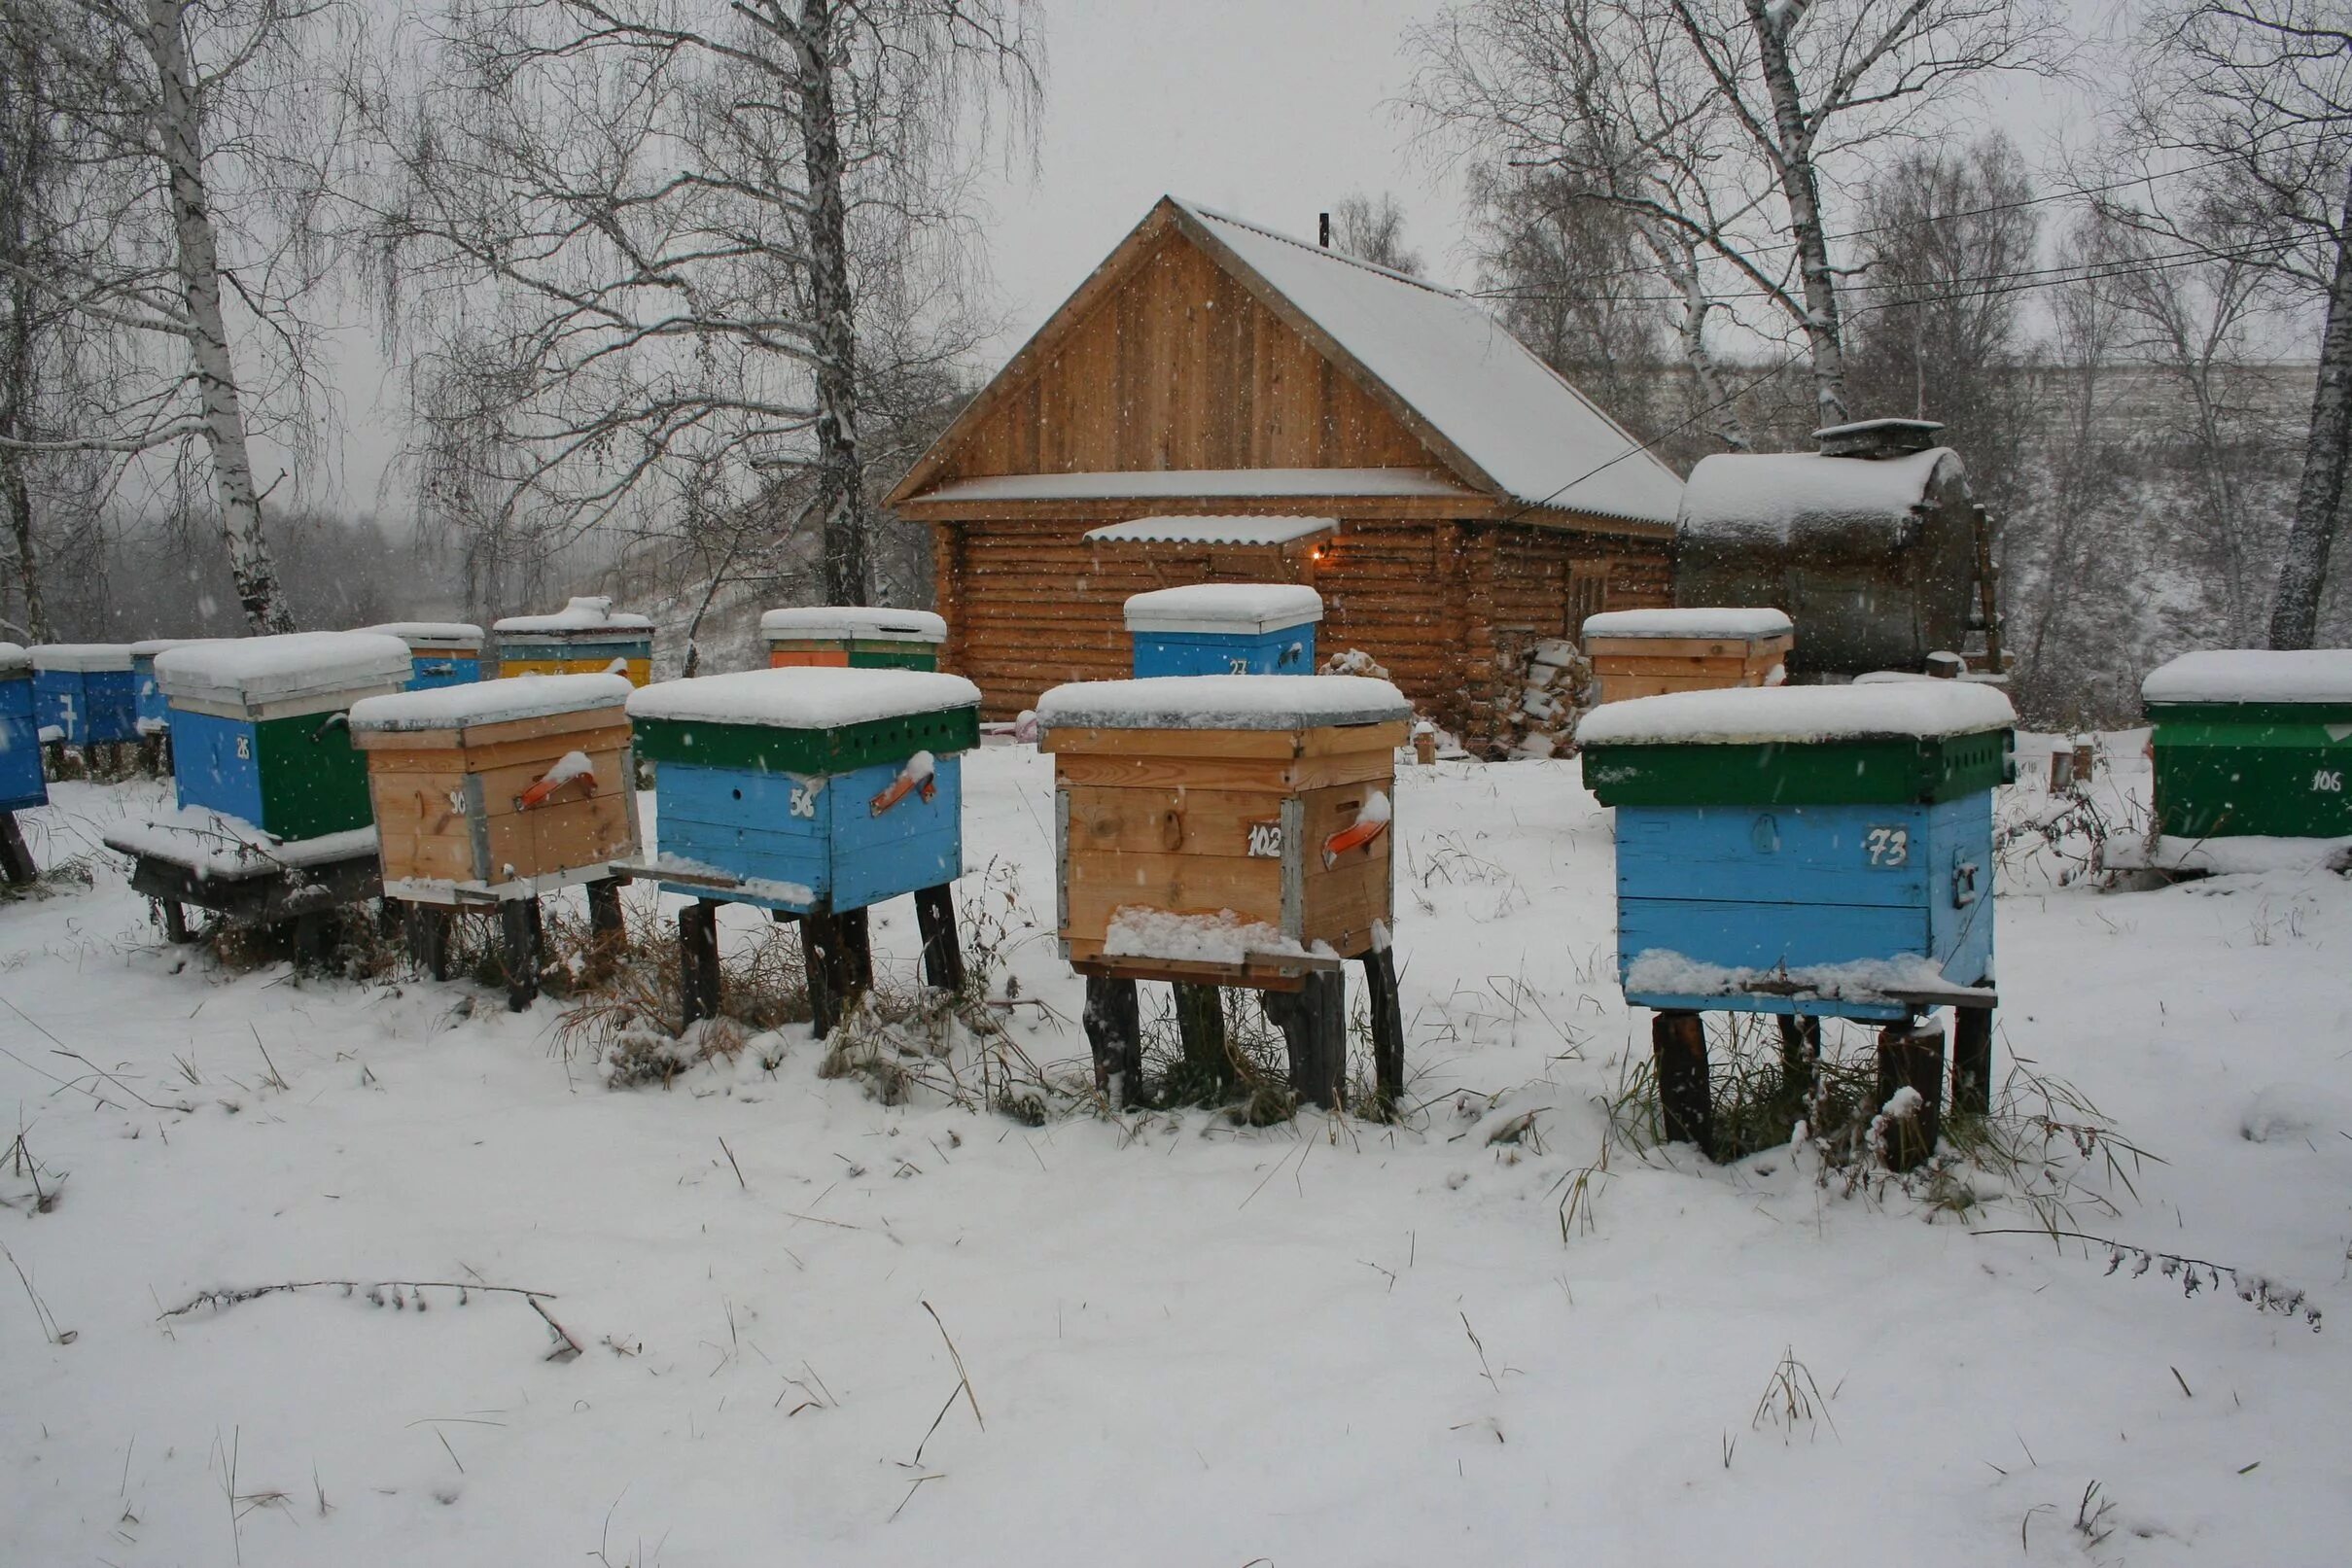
1318 212 1330 247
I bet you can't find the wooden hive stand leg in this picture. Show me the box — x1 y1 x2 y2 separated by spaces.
838 908 874 993
0 812 35 886
793 913 836 1039
292 910 336 974
159 898 193 945
678 899 722 1029
406 903 452 981
1265 970 1347 1112
1651 1010 1712 1157
1875 1014 1947 1172
913 884 965 993
800 911 869 1037
586 877 627 947
1951 1006 1994 1120
501 896 544 1012
1776 1013 1821 1107
1172 983 1230 1099
1081 976 1143 1107
1358 948 1406 1121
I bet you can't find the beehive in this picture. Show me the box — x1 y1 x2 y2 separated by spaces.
0 644 45 814
349 674 640 902
493 597 654 684
156 632 413 841
363 622 487 689
760 607 946 670
628 668 981 914
1038 675 1409 987
1582 608 1793 705
1123 585 1322 679
1582 682 2015 1022
30 644 139 746
130 640 211 736
2142 650 2352 841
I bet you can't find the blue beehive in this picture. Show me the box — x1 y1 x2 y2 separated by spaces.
131 639 213 736
157 632 415 841
1 644 46 813
1581 682 2017 1022
1124 585 1321 678
628 668 982 915
31 645 139 747
361 622 487 689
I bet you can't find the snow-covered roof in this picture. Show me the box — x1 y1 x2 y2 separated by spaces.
1085 516 1336 546
0 643 28 679
919 469 1473 504
492 597 653 635
349 674 635 733
1576 682 2016 747
1037 675 1410 732
2142 649 2352 705
758 607 947 643
1679 448 1956 542
155 632 413 709
627 668 981 730
1124 584 1324 635
129 638 215 659
1582 608 1793 642
361 622 485 649
1177 200 1685 523
30 643 133 673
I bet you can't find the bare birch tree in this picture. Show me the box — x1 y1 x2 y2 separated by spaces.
361 0 1039 610
1330 192 1426 274
0 0 344 632
2115 0 2352 646
1406 0 2061 429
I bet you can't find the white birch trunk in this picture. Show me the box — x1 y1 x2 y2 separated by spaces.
145 0 292 633
1 24 52 640
2268 165 2352 649
1651 228 1752 451
791 0 870 609
1748 0 1849 428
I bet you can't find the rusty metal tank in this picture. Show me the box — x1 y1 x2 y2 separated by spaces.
1673 419 1980 679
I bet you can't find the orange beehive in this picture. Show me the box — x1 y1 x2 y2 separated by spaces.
1583 609 1794 705
348 675 641 903
1038 675 1409 990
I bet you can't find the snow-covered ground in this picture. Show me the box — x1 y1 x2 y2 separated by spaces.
2 739 2346 1566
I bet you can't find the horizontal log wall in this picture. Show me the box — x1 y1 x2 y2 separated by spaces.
932 516 1669 752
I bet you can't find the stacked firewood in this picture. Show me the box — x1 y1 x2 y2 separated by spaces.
1503 638 1597 760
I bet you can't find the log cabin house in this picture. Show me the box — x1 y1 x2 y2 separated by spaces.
887 196 1685 753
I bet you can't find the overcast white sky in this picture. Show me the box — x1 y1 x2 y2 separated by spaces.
326 0 2108 524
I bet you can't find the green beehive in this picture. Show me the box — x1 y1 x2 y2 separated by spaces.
2143 650 2352 840
157 632 414 841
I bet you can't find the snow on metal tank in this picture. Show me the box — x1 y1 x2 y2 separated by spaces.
1673 419 1979 679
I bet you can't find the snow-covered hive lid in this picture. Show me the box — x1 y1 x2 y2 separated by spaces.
2141 649 2352 706
1085 515 1336 546
361 621 485 649
1582 608 1793 641
30 643 134 673
349 674 634 734
1678 448 1955 543
129 637 214 660
1037 675 1410 733
627 667 981 730
1177 201 1685 524
1124 584 1324 635
492 596 653 635
0 642 28 679
155 632 413 711
758 607 947 643
1576 681 2016 748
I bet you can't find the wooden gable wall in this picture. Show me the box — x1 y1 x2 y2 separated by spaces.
931 230 1449 483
